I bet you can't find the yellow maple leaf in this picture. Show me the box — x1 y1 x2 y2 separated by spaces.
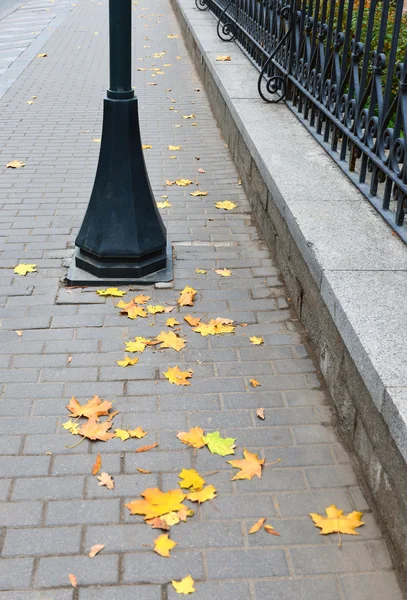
187 484 217 503
128 426 147 439
167 34 178 38
182 114 195 119
142 144 152 149
125 487 186 519
126 305 148 319
193 318 235 336
189 190 208 197
133 294 151 304
168 145 181 150
215 200 237 210
37 53 48 58
172 575 196 595
228 448 265 480
184 315 201 327
62 419 79 435
175 178 193 186
27 100 35 105
214 268 231 277
178 286 197 306
66 396 112 420
117 355 139 367
124 337 152 353
216 55 231 61
249 517 266 534
157 200 171 208
14 263 37 276
178 468 205 490
164 365 192 386
310 505 364 536
177 427 206 449
250 378 261 387
114 429 131 441
154 533 177 557
78 418 114 442
155 331 186 352
166 318 179 327
147 305 166 314
195 268 206 274
96 288 126 296
250 336 264 345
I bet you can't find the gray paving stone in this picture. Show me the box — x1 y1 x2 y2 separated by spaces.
206 548 289 578
122 550 204 583
2 526 82 556
36 554 119 587
79 587 162 600
167 581 251 600
0 592 73 600
290 543 375 574
46 499 121 525
340 572 404 600
254 578 340 600
12 475 84 500
0 558 33 590
0 501 43 526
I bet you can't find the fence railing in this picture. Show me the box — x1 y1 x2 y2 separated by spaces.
196 0 407 243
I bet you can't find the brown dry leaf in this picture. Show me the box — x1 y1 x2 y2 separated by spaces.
186 484 217 503
177 427 206 449
216 55 231 61
214 268 231 277
97 472 114 489
228 448 265 480
136 468 151 474
197 168 206 173
177 505 195 522
67 356 72 364
37 53 48 58
164 305 176 313
310 505 364 537
136 442 158 453
89 544 105 558
68 574 77 588
92 453 102 475
78 418 114 442
154 533 177 557
256 408 265 420
164 365 192 386
184 315 200 327
264 523 281 536
166 318 179 327
125 487 186 519
155 331 186 352
146 516 170 530
178 286 197 306
67 396 113 420
250 378 261 388
15 330 23 337
249 517 266 534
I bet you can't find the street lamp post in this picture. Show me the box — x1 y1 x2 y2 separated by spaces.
67 0 172 285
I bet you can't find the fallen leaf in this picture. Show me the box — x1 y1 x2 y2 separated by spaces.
249 517 266 534
177 285 197 306
228 448 265 480
164 365 192 386
168 145 181 150
250 379 261 388
68 574 77 588
195 268 206 274
215 200 237 210
216 55 231 61
264 523 281 536
92 453 102 475
114 429 131 441
187 484 217 503
96 288 126 296
310 505 364 536
6 160 25 169
256 408 265 420
124 336 155 353
121 304 147 319
67 396 112 420
184 315 201 327
142 144 152 149
156 331 186 352
129 427 148 439
37 53 48 58
164 305 176 313
15 330 23 337
107 410 120 422
93 138 101 143
214 268 231 277
182 114 195 119
126 487 186 519
97 472 114 489
136 468 151 474
27 100 35 105
147 305 166 314
62 419 80 435
250 336 264 345
193 318 235 336
78 419 114 442
89 544 105 557
167 34 178 38
172 575 196 595
14 263 37 275
203 431 236 456
133 294 151 304
177 506 195 521
175 178 193 186
197 168 205 173
177 427 206 449
157 200 171 208
117 355 139 367
178 468 205 490
166 318 179 327
67 356 72 364
154 533 177 557
189 190 208 197
136 442 158 453
146 516 170 530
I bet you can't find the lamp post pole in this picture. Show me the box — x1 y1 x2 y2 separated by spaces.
67 0 172 285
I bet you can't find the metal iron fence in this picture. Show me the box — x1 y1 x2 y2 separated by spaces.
196 0 407 243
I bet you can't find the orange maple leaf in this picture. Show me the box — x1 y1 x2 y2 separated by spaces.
66 396 112 420
227 448 265 480
177 427 206 448
78 418 114 442
177 286 197 306
155 331 186 352
125 487 186 519
184 315 201 327
135 442 158 453
92 453 101 475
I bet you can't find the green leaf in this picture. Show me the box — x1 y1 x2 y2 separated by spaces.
203 431 236 456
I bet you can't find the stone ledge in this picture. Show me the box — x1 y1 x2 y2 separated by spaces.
173 0 407 586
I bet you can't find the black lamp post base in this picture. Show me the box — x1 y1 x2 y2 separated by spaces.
66 241 173 285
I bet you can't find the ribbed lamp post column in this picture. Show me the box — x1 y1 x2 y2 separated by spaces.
67 0 172 284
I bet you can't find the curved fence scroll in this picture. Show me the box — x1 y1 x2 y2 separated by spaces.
200 0 407 243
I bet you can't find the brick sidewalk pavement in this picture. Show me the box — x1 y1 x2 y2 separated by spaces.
0 0 403 598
